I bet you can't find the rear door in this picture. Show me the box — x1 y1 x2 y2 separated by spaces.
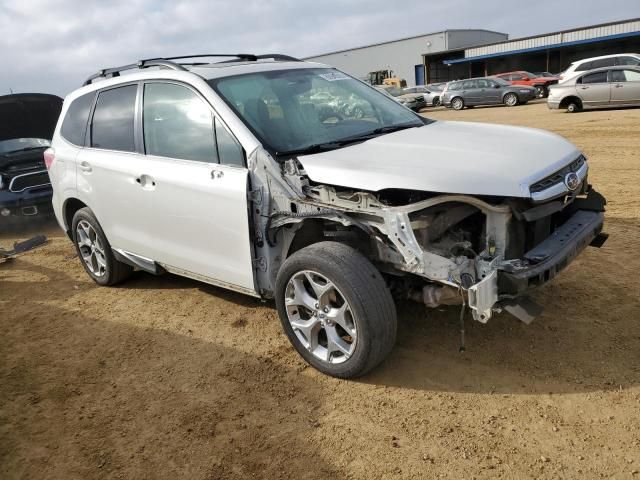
610 69 640 104
461 80 479 104
139 81 255 292
76 83 153 256
576 71 611 106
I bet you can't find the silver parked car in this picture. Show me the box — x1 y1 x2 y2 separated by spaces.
402 84 444 106
548 66 640 112
442 77 537 110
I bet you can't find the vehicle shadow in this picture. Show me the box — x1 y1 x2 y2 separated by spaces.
0 262 338 480
0 214 60 240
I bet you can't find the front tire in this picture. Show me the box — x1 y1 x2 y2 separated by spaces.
504 93 519 107
72 207 133 286
566 101 582 113
275 242 397 378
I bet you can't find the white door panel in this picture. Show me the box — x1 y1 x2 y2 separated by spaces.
76 148 152 255
139 156 255 292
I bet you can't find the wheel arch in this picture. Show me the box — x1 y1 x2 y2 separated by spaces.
62 197 89 238
283 218 374 261
559 95 582 109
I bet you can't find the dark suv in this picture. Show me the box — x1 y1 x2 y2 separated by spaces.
441 77 536 110
0 93 62 220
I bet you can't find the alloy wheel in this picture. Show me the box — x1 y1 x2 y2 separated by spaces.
284 270 357 364
76 220 107 277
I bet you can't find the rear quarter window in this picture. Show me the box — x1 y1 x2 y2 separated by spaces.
60 92 95 146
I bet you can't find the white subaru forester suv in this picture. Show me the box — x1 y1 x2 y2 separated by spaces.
48 54 608 378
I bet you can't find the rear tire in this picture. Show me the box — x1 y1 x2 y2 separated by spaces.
275 242 397 378
534 85 546 98
72 207 133 286
451 97 464 110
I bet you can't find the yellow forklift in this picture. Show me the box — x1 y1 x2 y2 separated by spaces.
367 69 407 88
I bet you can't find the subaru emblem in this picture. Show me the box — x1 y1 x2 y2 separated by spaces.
565 172 580 191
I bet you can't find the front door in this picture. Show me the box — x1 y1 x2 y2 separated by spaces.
576 71 611 106
139 81 255 292
610 69 640 104
476 79 500 104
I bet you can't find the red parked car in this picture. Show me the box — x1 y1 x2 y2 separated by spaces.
494 71 559 98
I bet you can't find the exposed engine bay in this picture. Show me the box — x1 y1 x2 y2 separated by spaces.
246 147 607 324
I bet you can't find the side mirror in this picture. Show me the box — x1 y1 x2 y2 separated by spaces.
494 84 501 89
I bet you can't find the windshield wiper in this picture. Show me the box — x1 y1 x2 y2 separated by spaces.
274 123 422 158
275 142 346 158
332 122 422 144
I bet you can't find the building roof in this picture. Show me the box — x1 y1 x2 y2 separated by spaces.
444 18 640 64
304 29 507 59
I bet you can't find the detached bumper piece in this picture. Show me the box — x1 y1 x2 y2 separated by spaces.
501 210 606 295
0 235 47 261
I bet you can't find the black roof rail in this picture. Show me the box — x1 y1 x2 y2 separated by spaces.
83 54 301 86
83 59 187 86
164 53 302 63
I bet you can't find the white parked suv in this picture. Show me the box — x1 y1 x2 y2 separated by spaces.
48 54 608 378
558 53 640 84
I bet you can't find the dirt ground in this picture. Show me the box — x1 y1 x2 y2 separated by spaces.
1 101 639 479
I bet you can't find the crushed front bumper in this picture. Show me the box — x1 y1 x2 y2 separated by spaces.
499 209 606 295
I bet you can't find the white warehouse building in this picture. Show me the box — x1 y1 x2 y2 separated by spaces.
304 29 509 87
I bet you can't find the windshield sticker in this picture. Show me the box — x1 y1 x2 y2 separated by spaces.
319 72 350 82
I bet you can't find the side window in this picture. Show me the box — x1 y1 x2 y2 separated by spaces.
617 56 640 66
623 69 640 81
143 83 216 163
476 79 489 88
462 80 475 89
591 58 615 69
215 118 244 167
610 70 626 83
575 61 592 72
581 71 608 84
511 74 524 80
61 92 95 146
497 74 509 80
91 85 137 152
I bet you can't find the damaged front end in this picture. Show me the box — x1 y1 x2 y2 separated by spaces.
247 147 607 324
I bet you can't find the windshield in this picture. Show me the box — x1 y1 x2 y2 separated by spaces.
493 77 511 86
209 68 424 155
523 71 539 78
0 138 51 155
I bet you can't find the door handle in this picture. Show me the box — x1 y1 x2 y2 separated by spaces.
579 86 589 90
135 175 156 189
614 84 624 88
211 169 224 179
79 161 92 173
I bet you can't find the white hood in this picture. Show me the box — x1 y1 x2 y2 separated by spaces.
297 121 581 198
